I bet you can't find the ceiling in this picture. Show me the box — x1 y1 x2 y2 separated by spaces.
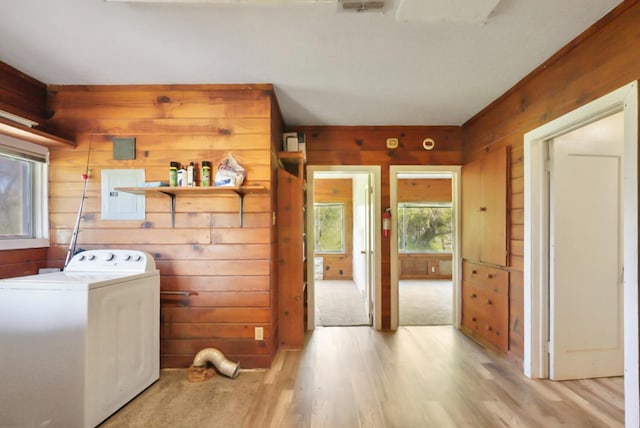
0 0 621 127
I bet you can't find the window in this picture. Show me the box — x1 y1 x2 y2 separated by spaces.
0 136 49 250
398 203 452 253
314 203 344 253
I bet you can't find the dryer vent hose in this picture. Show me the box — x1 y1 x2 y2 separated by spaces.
192 348 240 379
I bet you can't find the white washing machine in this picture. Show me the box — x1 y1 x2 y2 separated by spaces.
0 249 160 428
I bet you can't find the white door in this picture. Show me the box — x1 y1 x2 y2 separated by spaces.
364 173 374 324
549 113 624 380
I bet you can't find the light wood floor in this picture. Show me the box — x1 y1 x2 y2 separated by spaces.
243 326 624 427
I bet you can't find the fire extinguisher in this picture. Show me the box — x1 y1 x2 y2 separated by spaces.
383 208 391 238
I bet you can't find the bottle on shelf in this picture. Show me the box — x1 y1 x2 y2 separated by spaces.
187 162 195 187
177 165 186 187
169 161 179 187
201 161 211 187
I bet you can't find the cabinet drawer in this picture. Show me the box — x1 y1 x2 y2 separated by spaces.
461 303 509 352
462 280 509 353
462 261 508 295
462 281 507 321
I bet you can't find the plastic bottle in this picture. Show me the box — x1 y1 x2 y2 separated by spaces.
169 161 179 187
187 162 195 187
177 165 186 187
201 161 211 187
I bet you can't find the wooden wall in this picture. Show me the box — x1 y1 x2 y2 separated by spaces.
461 0 640 367
313 178 353 280
295 126 463 328
0 62 48 125
45 84 281 369
0 62 51 278
0 248 49 279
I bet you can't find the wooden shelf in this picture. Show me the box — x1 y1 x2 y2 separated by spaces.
277 151 306 178
0 117 76 148
277 151 306 162
115 185 267 227
115 185 266 196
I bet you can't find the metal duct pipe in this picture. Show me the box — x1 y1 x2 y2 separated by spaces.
192 348 240 379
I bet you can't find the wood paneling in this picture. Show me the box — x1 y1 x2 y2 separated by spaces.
0 62 47 123
461 1 640 367
399 253 452 279
295 126 464 328
277 168 305 348
45 84 281 369
0 248 49 279
397 178 451 202
314 178 353 280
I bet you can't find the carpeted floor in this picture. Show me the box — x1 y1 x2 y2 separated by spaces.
399 280 453 326
315 279 453 326
98 369 266 428
315 280 369 326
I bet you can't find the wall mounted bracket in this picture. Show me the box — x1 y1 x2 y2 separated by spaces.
115 185 267 228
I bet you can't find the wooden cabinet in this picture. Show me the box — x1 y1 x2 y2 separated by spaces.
461 146 509 266
461 261 509 352
277 152 306 349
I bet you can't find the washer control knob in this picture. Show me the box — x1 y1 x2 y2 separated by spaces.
78 255 86 261
88 254 96 261
125 254 132 261
104 253 115 262
135 255 143 262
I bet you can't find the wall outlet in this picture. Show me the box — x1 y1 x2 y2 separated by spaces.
254 327 264 341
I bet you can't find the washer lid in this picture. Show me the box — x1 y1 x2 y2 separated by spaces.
0 271 157 290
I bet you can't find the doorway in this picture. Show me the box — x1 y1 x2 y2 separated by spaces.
389 166 462 330
306 166 382 330
524 82 638 424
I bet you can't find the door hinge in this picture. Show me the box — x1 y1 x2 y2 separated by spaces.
544 340 550 354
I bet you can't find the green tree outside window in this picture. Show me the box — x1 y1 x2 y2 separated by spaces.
314 203 344 253
398 203 453 253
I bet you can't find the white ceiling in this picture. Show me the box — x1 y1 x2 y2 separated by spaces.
0 0 621 126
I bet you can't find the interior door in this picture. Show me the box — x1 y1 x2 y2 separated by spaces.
364 173 374 324
549 122 624 380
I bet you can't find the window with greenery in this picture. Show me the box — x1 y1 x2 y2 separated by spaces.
0 139 48 249
314 203 344 253
398 203 453 253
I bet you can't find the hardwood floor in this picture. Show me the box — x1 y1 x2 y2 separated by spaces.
243 326 624 427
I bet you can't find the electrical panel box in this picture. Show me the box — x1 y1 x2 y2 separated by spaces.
101 169 145 220
112 137 136 160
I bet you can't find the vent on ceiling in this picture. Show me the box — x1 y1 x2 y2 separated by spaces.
339 0 384 12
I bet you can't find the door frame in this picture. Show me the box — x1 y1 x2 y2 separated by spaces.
524 81 638 424
306 165 382 330
389 165 462 330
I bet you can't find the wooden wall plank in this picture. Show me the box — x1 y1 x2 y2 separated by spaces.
397 178 451 202
0 61 47 122
44 84 279 369
0 248 49 279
